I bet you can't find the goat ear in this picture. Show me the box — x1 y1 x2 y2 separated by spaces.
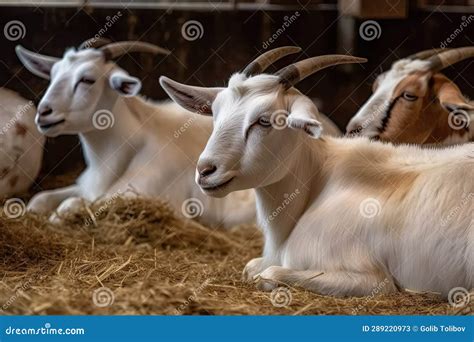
109 69 142 97
15 45 59 80
287 97 323 139
437 81 474 113
159 76 222 115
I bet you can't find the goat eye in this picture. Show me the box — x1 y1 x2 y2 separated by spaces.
80 77 96 85
258 117 272 127
402 92 418 101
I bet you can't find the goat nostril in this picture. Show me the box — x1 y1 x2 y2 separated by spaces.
39 108 53 116
200 165 217 178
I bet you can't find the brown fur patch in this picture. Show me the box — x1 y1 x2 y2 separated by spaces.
379 73 469 144
8 174 19 188
15 123 28 136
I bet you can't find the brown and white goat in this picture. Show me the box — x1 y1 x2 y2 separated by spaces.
346 47 474 145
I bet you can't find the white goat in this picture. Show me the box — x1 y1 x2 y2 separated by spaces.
15 39 264 228
346 47 474 145
160 49 474 297
0 88 44 197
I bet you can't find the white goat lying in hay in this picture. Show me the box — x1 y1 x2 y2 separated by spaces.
15 39 266 228
347 47 474 145
161 49 474 297
0 88 44 197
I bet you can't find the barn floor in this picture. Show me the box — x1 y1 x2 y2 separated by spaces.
0 173 470 316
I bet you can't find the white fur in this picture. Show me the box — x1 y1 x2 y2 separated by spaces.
18 47 255 228
178 71 473 297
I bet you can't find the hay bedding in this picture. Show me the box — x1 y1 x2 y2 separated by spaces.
0 175 469 316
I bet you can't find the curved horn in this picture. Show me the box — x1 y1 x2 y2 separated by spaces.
242 46 302 76
427 46 474 72
406 48 448 60
276 55 367 89
100 41 171 60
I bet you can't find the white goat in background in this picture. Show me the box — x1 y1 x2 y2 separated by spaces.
14 39 289 228
0 88 44 197
346 47 474 145
160 49 473 297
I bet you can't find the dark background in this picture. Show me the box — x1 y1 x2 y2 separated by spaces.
0 1 473 176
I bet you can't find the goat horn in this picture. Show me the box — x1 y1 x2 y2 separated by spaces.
242 46 302 76
275 55 367 89
427 46 474 72
406 48 449 60
78 37 112 50
100 41 171 60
